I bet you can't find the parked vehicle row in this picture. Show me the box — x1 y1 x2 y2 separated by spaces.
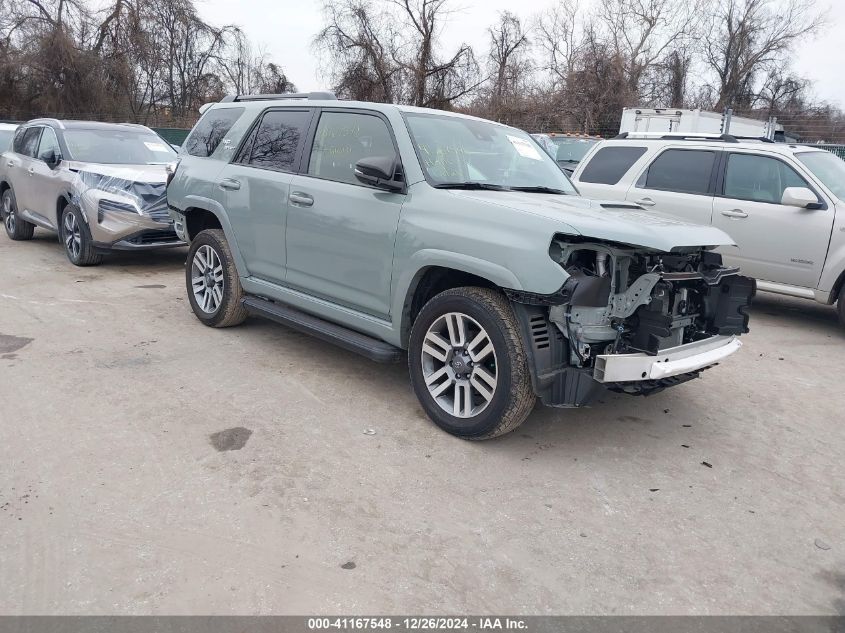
0 99 763 440
572 133 845 325
0 119 183 265
531 132 600 175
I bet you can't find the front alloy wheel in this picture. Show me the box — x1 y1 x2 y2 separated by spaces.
409 287 536 440
421 312 498 418
63 210 82 260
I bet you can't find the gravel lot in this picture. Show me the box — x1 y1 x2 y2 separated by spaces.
1 230 843 615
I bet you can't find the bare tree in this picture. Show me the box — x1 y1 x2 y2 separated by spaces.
534 0 582 87
598 0 703 100
315 0 480 108
313 0 400 102
486 11 530 117
703 0 826 109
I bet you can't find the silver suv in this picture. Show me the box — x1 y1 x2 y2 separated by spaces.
0 119 184 266
572 132 845 326
168 93 755 439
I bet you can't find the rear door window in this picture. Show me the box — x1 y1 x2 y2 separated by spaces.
579 146 647 184
642 149 716 195
184 107 244 158
238 109 311 171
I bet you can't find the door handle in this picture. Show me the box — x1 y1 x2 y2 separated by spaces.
218 178 241 191
6 161 13 168
721 209 748 219
289 191 314 207
634 197 655 207
27 167 35 175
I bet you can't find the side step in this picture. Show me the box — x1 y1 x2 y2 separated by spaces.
241 296 403 364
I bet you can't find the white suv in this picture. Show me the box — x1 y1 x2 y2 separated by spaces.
572 133 845 326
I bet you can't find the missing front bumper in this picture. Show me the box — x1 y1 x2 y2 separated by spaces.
593 335 742 383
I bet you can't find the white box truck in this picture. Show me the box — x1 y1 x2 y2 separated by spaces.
619 108 777 138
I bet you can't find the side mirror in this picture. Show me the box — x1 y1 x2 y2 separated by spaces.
42 149 60 168
354 156 404 192
781 186 821 209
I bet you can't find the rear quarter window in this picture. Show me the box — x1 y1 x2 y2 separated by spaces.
184 107 245 158
579 146 647 185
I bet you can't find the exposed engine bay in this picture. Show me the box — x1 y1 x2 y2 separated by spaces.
509 238 755 407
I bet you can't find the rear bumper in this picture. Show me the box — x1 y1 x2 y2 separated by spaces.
593 335 742 383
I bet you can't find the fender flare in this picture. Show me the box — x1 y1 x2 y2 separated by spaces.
392 249 525 346
179 195 250 277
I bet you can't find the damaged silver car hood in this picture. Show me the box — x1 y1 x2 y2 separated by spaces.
448 190 736 251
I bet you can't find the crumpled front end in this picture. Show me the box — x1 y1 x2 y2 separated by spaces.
71 169 185 250
509 238 755 407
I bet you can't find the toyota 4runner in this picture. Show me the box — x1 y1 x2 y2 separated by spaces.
168 93 755 440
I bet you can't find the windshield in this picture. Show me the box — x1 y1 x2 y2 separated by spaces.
795 151 845 200
551 137 599 163
63 129 177 164
0 129 14 151
404 113 577 193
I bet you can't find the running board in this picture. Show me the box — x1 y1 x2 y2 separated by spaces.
241 296 403 363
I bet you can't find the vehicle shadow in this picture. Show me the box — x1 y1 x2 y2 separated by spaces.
240 315 689 452
749 291 843 337
3 231 188 271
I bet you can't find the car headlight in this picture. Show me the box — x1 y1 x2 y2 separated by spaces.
98 198 140 222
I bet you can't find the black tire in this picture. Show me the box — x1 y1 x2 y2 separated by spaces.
838 285 845 328
2 189 35 241
60 204 102 266
408 287 536 440
185 229 248 328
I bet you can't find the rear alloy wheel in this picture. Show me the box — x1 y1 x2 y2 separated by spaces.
409 287 535 440
2 189 35 241
185 229 247 328
60 204 102 266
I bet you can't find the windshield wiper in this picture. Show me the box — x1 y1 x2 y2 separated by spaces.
432 182 511 191
509 186 569 195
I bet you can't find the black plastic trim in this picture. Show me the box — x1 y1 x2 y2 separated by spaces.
242 296 403 363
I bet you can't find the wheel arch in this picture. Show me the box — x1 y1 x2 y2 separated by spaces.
178 200 248 278
397 258 518 348
183 206 223 241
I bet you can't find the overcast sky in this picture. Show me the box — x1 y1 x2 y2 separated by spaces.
195 0 844 107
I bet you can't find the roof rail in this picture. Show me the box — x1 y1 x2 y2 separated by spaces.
220 91 337 103
27 117 65 129
614 132 739 143
729 135 775 143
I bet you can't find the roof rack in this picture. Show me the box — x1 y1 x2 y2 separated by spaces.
614 132 740 143
220 91 337 103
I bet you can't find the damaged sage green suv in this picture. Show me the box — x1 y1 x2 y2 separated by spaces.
168 93 754 439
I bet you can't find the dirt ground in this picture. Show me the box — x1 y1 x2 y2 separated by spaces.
1 231 843 615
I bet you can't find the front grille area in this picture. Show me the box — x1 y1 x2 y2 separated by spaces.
125 230 180 245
